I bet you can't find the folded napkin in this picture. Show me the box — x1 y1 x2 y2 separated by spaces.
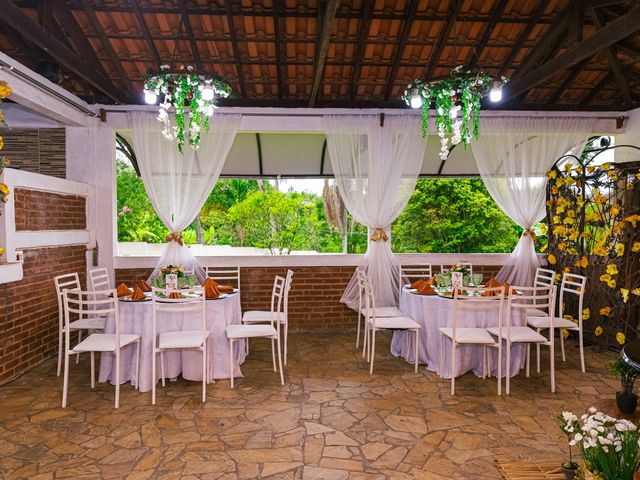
217 285 235 293
452 287 464 298
426 276 435 286
417 282 436 295
116 283 133 297
136 280 152 292
410 279 425 289
169 292 182 300
484 278 501 288
203 278 219 288
131 286 146 302
205 283 220 299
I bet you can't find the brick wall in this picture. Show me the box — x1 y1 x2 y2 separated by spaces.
0 246 87 384
0 128 66 178
14 188 86 231
115 264 503 331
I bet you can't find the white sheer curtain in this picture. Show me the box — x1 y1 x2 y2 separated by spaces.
129 111 241 282
324 114 427 308
471 117 595 286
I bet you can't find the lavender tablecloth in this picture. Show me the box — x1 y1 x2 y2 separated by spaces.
391 288 527 378
99 292 246 392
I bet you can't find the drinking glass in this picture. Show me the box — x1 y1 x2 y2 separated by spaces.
188 275 197 288
472 273 483 286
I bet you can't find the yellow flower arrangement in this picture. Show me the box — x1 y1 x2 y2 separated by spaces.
594 325 603 336
616 331 626 345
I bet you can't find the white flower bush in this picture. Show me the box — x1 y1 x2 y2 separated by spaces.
560 407 640 479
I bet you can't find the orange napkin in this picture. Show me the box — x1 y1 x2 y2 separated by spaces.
203 278 219 288
485 278 501 288
131 286 146 301
217 285 235 293
410 279 425 289
481 288 495 297
425 276 435 286
169 292 182 299
452 287 464 298
205 283 220 299
136 280 152 292
116 283 133 297
417 282 436 295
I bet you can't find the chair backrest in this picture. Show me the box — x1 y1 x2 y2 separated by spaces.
205 266 240 289
358 270 379 326
452 286 505 340
507 285 557 340
89 267 111 291
54 273 81 331
534 267 555 288
440 262 473 275
151 287 206 341
282 269 294 323
268 276 286 331
399 264 433 295
62 289 118 349
558 272 587 326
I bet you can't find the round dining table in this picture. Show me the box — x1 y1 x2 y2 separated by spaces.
391 287 527 379
98 292 246 392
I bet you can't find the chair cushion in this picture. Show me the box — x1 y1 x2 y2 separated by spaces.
368 316 420 330
527 316 579 330
69 317 105 331
158 330 209 349
439 327 496 344
242 310 285 324
226 324 278 339
72 333 139 352
486 326 548 343
526 308 548 317
362 306 403 318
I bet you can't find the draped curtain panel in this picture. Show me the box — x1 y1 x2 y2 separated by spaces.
471 117 596 286
324 114 428 308
129 111 241 282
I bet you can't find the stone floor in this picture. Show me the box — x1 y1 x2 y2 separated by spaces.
0 331 619 480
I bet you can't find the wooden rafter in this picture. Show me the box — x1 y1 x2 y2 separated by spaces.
581 72 612 105
383 0 419 101
590 8 633 105
567 0 584 45
422 0 460 81
178 0 202 71
224 0 246 98
309 0 338 107
80 0 135 101
349 0 374 100
547 57 592 104
273 0 284 99
468 0 508 70
130 0 161 67
0 0 125 103
505 3 640 103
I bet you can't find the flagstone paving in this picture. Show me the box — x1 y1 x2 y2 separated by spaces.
0 332 619 479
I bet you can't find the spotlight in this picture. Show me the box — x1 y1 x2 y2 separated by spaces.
410 89 423 109
489 82 502 103
144 89 157 104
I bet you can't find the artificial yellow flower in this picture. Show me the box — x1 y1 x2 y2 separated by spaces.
548 254 556 265
563 163 573 172
0 80 11 98
621 288 630 303
600 273 611 282
575 256 588 268
0 136 3 150
592 246 608 257
0 183 9 195
625 214 640 228
574 165 583 174
580 231 593 240
616 244 625 257
547 170 557 179
553 225 566 236
594 326 603 336
583 308 590 320
539 223 548 234
595 193 607 206
558 242 567 251
540 243 548 252
601 162 612 170
554 273 561 283
611 204 621 216
563 217 575 225
617 332 626 345
568 230 579 241
563 267 571 274
633 242 640 253
600 306 613 316
587 165 596 174
606 264 618 276
567 247 578 255
567 209 576 218
607 279 617 289
613 222 626 235
632 288 640 296
556 177 565 187
0 110 5 122
562 329 570 339
551 185 559 195
607 170 619 181
0 247 4 257
546 199 553 208
553 215 561 224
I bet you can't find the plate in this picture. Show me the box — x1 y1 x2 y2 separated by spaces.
206 293 229 300
405 288 417 293
119 295 151 302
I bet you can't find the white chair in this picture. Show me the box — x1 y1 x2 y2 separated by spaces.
440 262 473 275
151 286 208 404
487 285 557 395
205 266 241 290
356 267 403 351
61 289 140 408
226 275 285 388
89 267 111 291
54 273 105 376
528 273 587 373
242 269 293 364
439 286 505 396
399 263 433 295
359 270 421 375
527 267 556 317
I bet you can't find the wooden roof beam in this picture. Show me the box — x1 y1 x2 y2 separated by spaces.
273 0 285 99
590 8 633 105
505 3 640 103
309 0 338 107
497 2 547 77
468 0 508 70
580 72 612 105
178 0 202 71
349 0 374 100
547 57 592 104
224 0 246 98
382 0 419 101
0 0 125 103
130 0 161 67
422 0 461 81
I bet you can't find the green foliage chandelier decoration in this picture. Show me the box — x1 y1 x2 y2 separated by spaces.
401 66 508 160
143 65 232 153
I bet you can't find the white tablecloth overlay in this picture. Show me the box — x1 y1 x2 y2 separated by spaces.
98 293 246 392
391 288 527 379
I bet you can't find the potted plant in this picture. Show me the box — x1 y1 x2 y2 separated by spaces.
608 357 640 414
559 412 580 479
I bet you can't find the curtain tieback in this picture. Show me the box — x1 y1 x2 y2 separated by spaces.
523 228 537 244
370 228 389 242
165 232 184 246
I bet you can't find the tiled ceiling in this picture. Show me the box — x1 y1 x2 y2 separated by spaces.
1 0 639 110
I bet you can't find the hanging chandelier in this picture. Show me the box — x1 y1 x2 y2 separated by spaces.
402 66 508 160
143 65 232 153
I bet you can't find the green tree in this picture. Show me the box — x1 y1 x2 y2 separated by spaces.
392 178 520 253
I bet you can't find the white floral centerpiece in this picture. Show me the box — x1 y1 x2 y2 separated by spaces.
560 408 640 480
